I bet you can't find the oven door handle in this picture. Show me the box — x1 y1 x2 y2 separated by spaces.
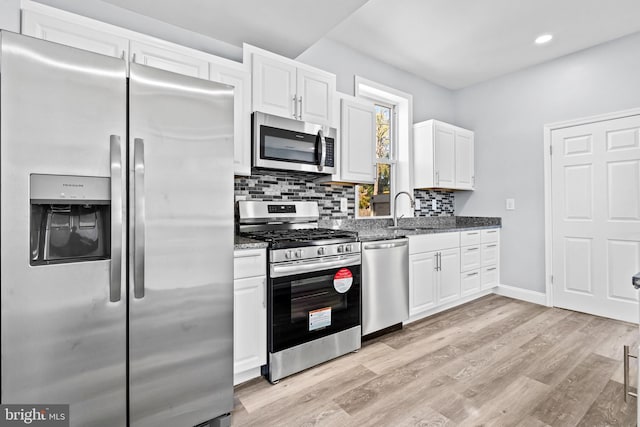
270 254 361 278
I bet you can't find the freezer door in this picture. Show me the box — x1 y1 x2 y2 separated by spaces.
0 32 127 426
128 63 235 427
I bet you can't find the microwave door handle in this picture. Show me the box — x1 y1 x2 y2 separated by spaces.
316 129 326 171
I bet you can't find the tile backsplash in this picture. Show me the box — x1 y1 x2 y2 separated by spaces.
234 170 355 219
234 169 455 218
413 189 455 217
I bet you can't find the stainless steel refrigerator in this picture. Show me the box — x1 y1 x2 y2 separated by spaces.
0 31 234 427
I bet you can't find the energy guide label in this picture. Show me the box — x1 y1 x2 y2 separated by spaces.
309 307 331 331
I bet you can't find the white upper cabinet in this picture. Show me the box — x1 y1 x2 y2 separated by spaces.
455 128 475 189
433 123 456 188
296 68 334 125
338 97 376 183
252 54 298 119
130 40 209 79
211 62 252 176
22 8 128 59
413 119 475 190
249 48 336 126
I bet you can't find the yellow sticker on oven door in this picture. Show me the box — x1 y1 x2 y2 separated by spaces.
309 307 331 331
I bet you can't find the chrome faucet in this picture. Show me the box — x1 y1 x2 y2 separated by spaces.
393 191 415 228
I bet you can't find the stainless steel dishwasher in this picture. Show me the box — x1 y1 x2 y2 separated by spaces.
362 238 409 335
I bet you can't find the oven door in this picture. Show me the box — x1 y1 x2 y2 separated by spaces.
269 254 361 353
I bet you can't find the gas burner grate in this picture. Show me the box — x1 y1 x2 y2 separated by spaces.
240 228 358 249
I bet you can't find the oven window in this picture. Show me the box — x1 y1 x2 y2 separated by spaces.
270 265 361 353
290 275 347 322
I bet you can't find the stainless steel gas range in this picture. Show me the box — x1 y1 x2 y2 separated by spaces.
238 201 361 383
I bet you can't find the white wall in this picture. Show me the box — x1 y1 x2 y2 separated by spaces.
296 38 455 123
0 0 21 32
454 31 640 293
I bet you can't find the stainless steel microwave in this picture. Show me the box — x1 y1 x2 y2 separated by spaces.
253 112 337 174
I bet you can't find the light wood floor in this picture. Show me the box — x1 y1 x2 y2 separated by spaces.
232 295 638 426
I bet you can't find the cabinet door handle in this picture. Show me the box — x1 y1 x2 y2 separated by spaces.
263 278 267 309
466 247 479 252
466 272 478 277
467 232 479 236
292 95 298 118
435 171 440 186
486 267 497 271
298 96 303 120
486 244 497 248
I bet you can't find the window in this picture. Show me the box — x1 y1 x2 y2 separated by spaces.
357 103 396 217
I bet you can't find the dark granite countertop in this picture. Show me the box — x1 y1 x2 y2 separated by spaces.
234 236 269 250
319 216 501 242
234 217 501 247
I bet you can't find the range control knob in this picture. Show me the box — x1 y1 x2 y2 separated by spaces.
295 249 303 258
337 245 344 253
345 244 352 253
284 250 292 260
317 247 326 256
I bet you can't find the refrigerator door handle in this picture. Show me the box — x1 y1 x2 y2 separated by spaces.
110 135 123 302
133 138 146 299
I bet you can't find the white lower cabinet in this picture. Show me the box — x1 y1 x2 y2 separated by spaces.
480 229 500 290
409 228 501 322
409 251 437 315
439 248 461 305
408 232 460 317
481 265 499 289
461 270 481 295
233 249 267 385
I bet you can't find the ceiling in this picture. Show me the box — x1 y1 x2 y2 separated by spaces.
99 0 369 59
326 0 640 89
99 0 640 90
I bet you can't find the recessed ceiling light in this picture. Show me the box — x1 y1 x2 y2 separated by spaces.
535 34 553 45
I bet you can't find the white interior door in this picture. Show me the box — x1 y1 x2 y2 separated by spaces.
551 114 640 323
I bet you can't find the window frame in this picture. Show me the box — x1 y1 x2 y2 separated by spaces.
355 100 398 219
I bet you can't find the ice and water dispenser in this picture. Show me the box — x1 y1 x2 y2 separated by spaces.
30 174 111 265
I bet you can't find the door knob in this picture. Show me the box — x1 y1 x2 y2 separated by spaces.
633 272 640 290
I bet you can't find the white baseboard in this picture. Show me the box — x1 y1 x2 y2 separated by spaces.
493 284 547 306
233 367 262 386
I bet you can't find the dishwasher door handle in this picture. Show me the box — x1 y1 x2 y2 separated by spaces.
363 240 408 250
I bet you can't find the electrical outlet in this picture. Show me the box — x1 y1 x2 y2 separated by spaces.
414 199 421 210
340 197 348 213
431 199 437 210
506 198 515 210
